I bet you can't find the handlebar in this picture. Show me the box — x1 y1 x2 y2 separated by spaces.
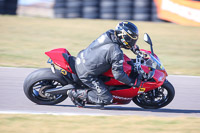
130 47 144 58
131 48 156 80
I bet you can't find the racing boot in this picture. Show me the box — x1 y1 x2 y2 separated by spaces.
67 89 88 108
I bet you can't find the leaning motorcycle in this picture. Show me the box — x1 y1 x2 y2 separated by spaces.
24 33 175 109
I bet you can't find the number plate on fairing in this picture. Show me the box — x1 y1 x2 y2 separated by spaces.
138 88 146 94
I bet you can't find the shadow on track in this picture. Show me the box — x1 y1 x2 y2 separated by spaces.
53 104 200 114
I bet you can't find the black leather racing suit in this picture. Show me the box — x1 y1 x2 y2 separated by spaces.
75 30 133 104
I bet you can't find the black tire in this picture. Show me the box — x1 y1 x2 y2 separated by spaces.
133 14 151 21
100 13 115 19
116 13 132 20
54 0 66 8
83 0 99 6
4 0 17 15
82 6 99 19
116 0 133 6
23 68 68 105
116 7 132 13
65 12 81 18
0 0 4 14
66 0 82 8
83 13 99 19
54 8 65 14
134 0 152 8
133 7 151 21
65 6 82 18
82 0 99 19
133 80 175 109
100 8 115 14
100 0 115 19
54 13 66 18
65 0 82 18
54 8 66 18
100 0 115 7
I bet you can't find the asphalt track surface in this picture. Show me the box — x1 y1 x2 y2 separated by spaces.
0 67 200 117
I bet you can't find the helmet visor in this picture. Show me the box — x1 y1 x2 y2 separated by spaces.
123 34 137 48
123 30 138 47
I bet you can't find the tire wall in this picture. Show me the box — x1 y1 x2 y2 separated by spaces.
54 0 162 22
0 0 18 15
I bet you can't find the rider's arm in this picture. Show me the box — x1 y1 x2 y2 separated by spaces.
110 51 133 86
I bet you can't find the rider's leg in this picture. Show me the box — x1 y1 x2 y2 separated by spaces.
68 75 113 107
69 59 113 107
80 76 113 105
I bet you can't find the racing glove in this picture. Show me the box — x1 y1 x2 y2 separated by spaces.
131 45 140 55
129 74 142 88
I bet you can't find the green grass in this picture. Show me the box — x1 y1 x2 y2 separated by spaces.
0 15 200 75
0 114 200 133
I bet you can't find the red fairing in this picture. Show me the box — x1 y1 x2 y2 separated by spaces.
103 54 132 86
141 65 150 73
110 79 164 105
111 88 136 104
45 48 74 73
153 70 167 83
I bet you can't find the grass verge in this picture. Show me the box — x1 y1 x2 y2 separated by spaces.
0 114 200 133
0 16 200 75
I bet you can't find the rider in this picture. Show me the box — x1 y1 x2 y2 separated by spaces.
68 21 142 107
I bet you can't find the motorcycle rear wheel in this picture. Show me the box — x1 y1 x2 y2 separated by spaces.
23 68 68 105
132 80 175 109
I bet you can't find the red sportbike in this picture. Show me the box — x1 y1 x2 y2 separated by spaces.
24 33 175 109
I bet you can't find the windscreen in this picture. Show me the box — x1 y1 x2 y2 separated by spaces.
143 52 165 70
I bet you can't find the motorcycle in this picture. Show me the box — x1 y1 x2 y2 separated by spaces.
24 33 175 109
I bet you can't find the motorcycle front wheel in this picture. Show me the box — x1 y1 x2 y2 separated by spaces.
23 68 68 105
132 80 175 109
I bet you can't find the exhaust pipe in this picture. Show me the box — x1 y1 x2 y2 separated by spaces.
45 84 76 95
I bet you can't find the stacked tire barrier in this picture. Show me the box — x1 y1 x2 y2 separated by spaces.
54 0 162 22
65 0 82 18
0 0 4 14
54 0 66 18
116 0 133 20
133 0 151 21
100 0 115 19
82 0 99 18
0 0 18 15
